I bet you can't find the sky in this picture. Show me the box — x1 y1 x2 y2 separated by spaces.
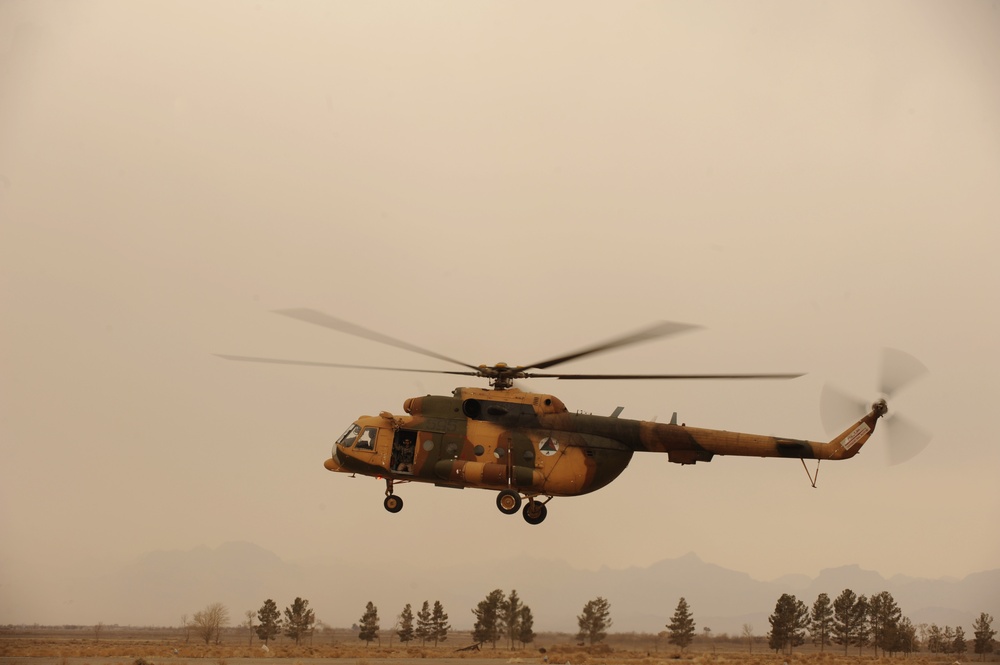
1 1 999 625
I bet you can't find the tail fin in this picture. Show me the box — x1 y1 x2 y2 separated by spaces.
821 399 886 460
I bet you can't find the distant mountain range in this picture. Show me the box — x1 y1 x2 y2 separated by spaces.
13 542 999 635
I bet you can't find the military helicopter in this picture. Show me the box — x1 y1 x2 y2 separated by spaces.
218 309 929 525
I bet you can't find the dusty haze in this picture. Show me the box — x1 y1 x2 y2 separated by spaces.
1 1 998 626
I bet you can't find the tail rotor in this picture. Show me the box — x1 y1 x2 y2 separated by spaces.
820 348 931 465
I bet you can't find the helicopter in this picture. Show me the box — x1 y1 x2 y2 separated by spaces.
218 309 929 525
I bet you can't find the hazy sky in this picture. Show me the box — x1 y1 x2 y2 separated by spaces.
2 1 998 625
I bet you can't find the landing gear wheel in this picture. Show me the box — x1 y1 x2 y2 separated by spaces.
383 495 403 513
522 501 547 525
496 489 522 515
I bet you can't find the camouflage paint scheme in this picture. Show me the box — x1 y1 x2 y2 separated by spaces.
324 386 884 502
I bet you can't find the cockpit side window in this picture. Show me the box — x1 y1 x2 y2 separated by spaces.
337 424 361 448
354 427 378 450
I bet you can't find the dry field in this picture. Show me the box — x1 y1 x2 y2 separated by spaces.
1 629 994 665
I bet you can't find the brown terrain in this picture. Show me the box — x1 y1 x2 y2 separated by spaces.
0 627 995 665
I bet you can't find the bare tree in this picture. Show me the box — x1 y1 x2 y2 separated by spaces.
244 610 255 647
742 624 754 653
94 622 104 643
192 602 230 645
181 614 191 644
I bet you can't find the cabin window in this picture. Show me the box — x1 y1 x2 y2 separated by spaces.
355 427 378 451
337 424 361 448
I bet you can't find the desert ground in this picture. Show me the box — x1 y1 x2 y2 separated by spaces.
1 627 995 665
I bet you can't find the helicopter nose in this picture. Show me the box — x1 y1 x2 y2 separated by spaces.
325 453 345 472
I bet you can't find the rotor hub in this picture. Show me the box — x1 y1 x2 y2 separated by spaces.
872 398 888 418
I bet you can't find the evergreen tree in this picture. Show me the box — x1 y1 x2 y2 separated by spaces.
577 597 612 646
666 597 696 652
472 589 506 648
895 616 919 655
832 589 858 653
927 624 944 653
953 626 968 658
358 601 379 646
502 590 523 650
415 601 432 646
868 591 902 656
768 594 808 654
283 597 315 646
973 613 996 661
256 599 282 645
810 593 834 651
431 601 450 646
397 604 414 644
852 595 870 655
517 606 536 647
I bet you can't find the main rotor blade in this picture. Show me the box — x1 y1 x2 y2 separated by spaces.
879 347 929 397
274 309 480 372
527 372 804 380
215 354 478 377
525 321 701 371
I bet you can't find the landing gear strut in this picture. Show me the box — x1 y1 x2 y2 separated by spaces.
384 478 403 513
522 498 547 525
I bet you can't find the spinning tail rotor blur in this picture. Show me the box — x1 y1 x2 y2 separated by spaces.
820 348 931 465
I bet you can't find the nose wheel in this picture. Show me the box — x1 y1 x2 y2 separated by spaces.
384 478 403 513
383 494 403 513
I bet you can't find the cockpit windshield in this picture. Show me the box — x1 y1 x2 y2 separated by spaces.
336 424 361 448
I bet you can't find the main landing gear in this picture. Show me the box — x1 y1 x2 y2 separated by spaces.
496 490 549 525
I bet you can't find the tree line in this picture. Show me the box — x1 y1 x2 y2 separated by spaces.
183 592 996 660
764 589 996 660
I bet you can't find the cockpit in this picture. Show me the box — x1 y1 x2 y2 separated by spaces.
334 422 377 454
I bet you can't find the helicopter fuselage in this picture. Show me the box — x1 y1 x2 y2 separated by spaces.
324 386 882 512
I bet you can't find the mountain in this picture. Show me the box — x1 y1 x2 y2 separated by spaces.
6 543 998 635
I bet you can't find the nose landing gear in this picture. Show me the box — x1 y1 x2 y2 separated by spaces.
384 478 403 513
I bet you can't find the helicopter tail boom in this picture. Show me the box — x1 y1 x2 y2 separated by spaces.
634 401 884 462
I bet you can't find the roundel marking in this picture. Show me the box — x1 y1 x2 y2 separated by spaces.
538 437 559 456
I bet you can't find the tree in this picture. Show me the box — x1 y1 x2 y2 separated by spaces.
895 616 919 655
852 595 870 655
502 590 523 650
577 597 612 646
832 589 857 653
868 591 902 656
284 597 315 646
256 599 282 645
742 624 755 654
767 594 809 654
810 593 834 651
431 601 450 646
472 589 506 648
416 601 432 646
192 602 229 645
94 622 104 643
973 613 996 661
181 614 191 644
243 610 255 647
927 624 944 653
954 626 968 658
517 605 536 647
666 597 696 652
358 601 380 646
397 604 415 644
